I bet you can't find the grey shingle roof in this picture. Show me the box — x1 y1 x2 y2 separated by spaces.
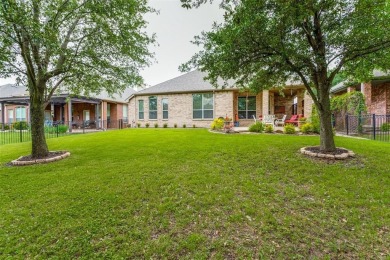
135 70 235 96
0 84 29 98
330 70 390 94
0 83 134 103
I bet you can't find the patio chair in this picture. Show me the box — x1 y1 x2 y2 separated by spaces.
275 115 287 126
285 114 299 125
262 115 275 127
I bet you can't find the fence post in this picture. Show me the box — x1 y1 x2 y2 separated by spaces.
20 126 22 143
346 114 349 135
56 124 59 137
372 114 376 140
83 120 85 134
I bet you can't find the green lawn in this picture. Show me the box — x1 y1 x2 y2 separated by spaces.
0 129 389 258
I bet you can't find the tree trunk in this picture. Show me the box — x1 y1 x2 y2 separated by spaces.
317 90 336 152
30 83 49 158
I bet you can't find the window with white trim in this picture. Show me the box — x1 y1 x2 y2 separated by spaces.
238 96 256 119
193 93 214 119
162 98 168 119
149 96 157 119
15 106 26 121
138 100 144 119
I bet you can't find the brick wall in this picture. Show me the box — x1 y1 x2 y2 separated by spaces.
129 91 234 128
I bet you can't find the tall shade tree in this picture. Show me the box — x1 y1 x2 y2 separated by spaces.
0 0 154 158
181 0 390 152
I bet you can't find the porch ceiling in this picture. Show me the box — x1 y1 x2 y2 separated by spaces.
270 87 304 97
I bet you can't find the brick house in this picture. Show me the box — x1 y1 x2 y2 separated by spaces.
330 70 390 115
128 70 313 128
0 84 133 131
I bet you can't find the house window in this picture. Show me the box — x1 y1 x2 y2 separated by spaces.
122 104 128 123
138 100 144 120
162 98 168 119
15 107 26 122
7 109 14 123
238 96 256 119
107 104 111 121
83 110 90 121
193 93 214 119
149 96 157 120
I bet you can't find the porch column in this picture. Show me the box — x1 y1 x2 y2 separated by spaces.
28 104 31 124
262 90 269 115
1 102 4 131
51 102 54 122
59 105 63 123
68 99 72 133
95 103 99 129
296 90 304 116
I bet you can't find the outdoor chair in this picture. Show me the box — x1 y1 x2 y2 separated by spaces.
285 115 299 125
262 115 276 127
275 115 287 126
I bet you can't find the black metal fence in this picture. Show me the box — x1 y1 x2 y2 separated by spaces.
333 114 390 142
0 119 131 145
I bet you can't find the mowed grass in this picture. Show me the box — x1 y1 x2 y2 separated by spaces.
0 129 389 258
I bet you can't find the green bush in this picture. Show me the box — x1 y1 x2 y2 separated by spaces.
300 123 313 134
154 123 158 128
284 124 296 134
137 123 141 128
380 122 390 132
210 118 224 130
57 125 69 133
310 105 320 134
193 124 196 128
249 122 264 133
264 124 273 133
182 124 186 128
2 124 10 130
145 123 150 128
163 123 168 128
174 123 177 128
13 121 28 130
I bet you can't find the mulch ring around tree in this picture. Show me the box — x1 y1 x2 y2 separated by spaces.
300 146 355 160
9 151 70 166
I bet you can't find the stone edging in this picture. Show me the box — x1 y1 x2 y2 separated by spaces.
300 147 355 160
11 151 71 166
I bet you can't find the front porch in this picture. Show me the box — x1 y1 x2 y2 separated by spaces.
231 86 312 127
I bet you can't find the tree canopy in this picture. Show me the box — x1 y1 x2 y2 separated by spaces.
0 0 154 158
0 0 154 100
181 0 390 151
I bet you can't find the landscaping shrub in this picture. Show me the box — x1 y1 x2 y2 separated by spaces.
3 124 10 130
193 124 196 128
210 118 224 131
13 121 28 130
299 117 307 124
174 123 177 128
137 123 141 128
300 123 313 134
264 124 273 133
145 123 150 128
310 105 320 134
284 124 296 134
163 123 168 128
154 123 158 128
248 122 264 133
380 122 390 132
57 125 69 133
183 124 186 128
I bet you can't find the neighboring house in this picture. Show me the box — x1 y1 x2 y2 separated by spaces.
128 70 313 128
0 84 134 131
330 70 390 115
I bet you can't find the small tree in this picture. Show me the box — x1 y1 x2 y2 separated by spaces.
181 0 390 152
0 0 154 158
